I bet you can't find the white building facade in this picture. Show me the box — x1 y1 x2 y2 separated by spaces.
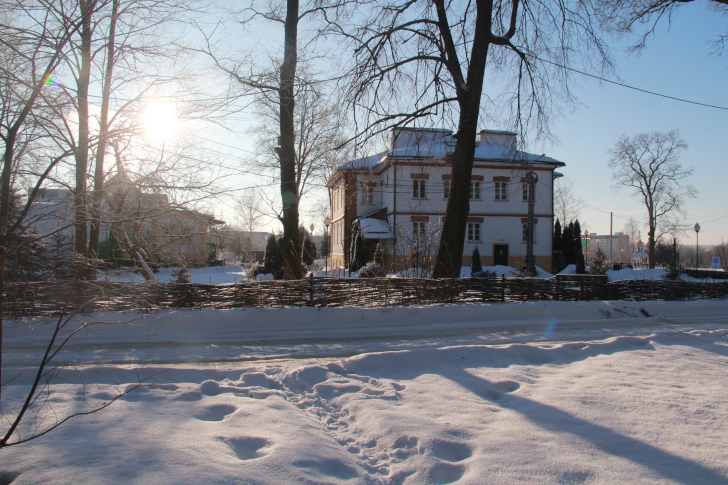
328 128 565 272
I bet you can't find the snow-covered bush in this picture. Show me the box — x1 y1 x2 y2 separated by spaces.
359 262 387 278
172 268 192 284
247 262 265 280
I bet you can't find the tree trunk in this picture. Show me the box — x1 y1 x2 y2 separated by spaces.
88 0 119 280
116 222 157 283
74 0 94 278
278 0 302 280
432 0 493 278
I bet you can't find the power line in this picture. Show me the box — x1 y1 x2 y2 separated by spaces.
532 55 728 111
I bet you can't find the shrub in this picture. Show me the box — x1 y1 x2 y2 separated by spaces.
359 262 387 278
246 262 265 280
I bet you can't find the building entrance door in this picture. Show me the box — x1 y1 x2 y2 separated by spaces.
493 244 509 266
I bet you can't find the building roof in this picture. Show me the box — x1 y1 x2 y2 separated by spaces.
334 127 564 174
358 218 394 239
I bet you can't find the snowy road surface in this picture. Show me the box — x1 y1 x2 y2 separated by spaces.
1 300 727 484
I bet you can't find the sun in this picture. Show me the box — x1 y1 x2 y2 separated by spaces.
141 100 179 142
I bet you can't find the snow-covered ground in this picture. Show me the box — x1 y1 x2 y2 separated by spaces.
2 300 727 484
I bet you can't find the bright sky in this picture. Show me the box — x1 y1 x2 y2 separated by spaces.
197 3 726 246
545 3 727 246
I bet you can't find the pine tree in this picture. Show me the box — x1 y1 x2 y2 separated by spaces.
349 224 365 272
553 219 563 253
562 222 574 265
471 246 483 277
264 234 283 278
302 234 317 266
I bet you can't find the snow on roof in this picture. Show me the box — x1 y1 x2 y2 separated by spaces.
338 151 387 170
337 128 564 172
359 217 394 239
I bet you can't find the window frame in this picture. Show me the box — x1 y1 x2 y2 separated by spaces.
470 181 481 200
413 179 426 199
494 181 507 201
412 221 426 241
467 222 481 242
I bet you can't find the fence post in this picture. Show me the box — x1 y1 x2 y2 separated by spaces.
555 275 560 301
501 273 506 302
580 276 585 301
308 273 314 306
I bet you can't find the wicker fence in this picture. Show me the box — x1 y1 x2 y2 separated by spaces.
3 274 728 318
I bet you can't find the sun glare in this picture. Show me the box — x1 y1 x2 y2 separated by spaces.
141 100 179 142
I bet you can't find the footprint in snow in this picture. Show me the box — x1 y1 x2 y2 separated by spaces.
430 440 472 463
427 462 465 484
480 380 520 401
217 436 272 460
195 404 237 421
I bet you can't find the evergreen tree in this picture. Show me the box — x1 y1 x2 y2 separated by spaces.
471 246 483 277
263 234 283 278
349 224 366 272
302 234 317 266
562 222 574 265
574 220 586 274
319 228 330 259
553 219 563 253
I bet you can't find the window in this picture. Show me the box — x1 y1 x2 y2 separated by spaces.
412 222 426 241
470 181 481 200
495 181 507 200
467 223 481 242
522 183 529 201
361 186 374 205
413 179 426 198
443 180 450 199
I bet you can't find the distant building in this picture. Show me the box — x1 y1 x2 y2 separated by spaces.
25 179 225 265
588 232 632 263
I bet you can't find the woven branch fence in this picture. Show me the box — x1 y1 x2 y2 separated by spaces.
3 275 728 318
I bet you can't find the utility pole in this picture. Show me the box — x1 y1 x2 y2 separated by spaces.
526 165 538 275
609 212 613 263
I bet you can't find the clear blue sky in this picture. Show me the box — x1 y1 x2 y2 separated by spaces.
207 3 726 246
545 3 727 246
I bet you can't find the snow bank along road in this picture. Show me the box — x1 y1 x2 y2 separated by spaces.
4 300 728 366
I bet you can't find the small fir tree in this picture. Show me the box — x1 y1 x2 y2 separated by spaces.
589 248 609 275
263 234 283 278
172 267 192 284
349 224 366 272
302 234 317 266
471 247 483 277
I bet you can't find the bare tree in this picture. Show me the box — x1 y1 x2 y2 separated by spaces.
194 0 349 280
335 1 613 277
235 188 266 234
609 130 697 268
597 0 728 55
554 177 584 225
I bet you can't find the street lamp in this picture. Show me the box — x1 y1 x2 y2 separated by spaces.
324 216 331 275
694 223 700 270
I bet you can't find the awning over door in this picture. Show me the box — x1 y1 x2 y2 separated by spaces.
359 218 393 239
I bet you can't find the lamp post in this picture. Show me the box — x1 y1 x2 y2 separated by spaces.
694 223 700 270
324 216 331 275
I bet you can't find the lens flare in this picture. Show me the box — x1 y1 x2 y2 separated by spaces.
42 73 58 87
544 318 558 339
